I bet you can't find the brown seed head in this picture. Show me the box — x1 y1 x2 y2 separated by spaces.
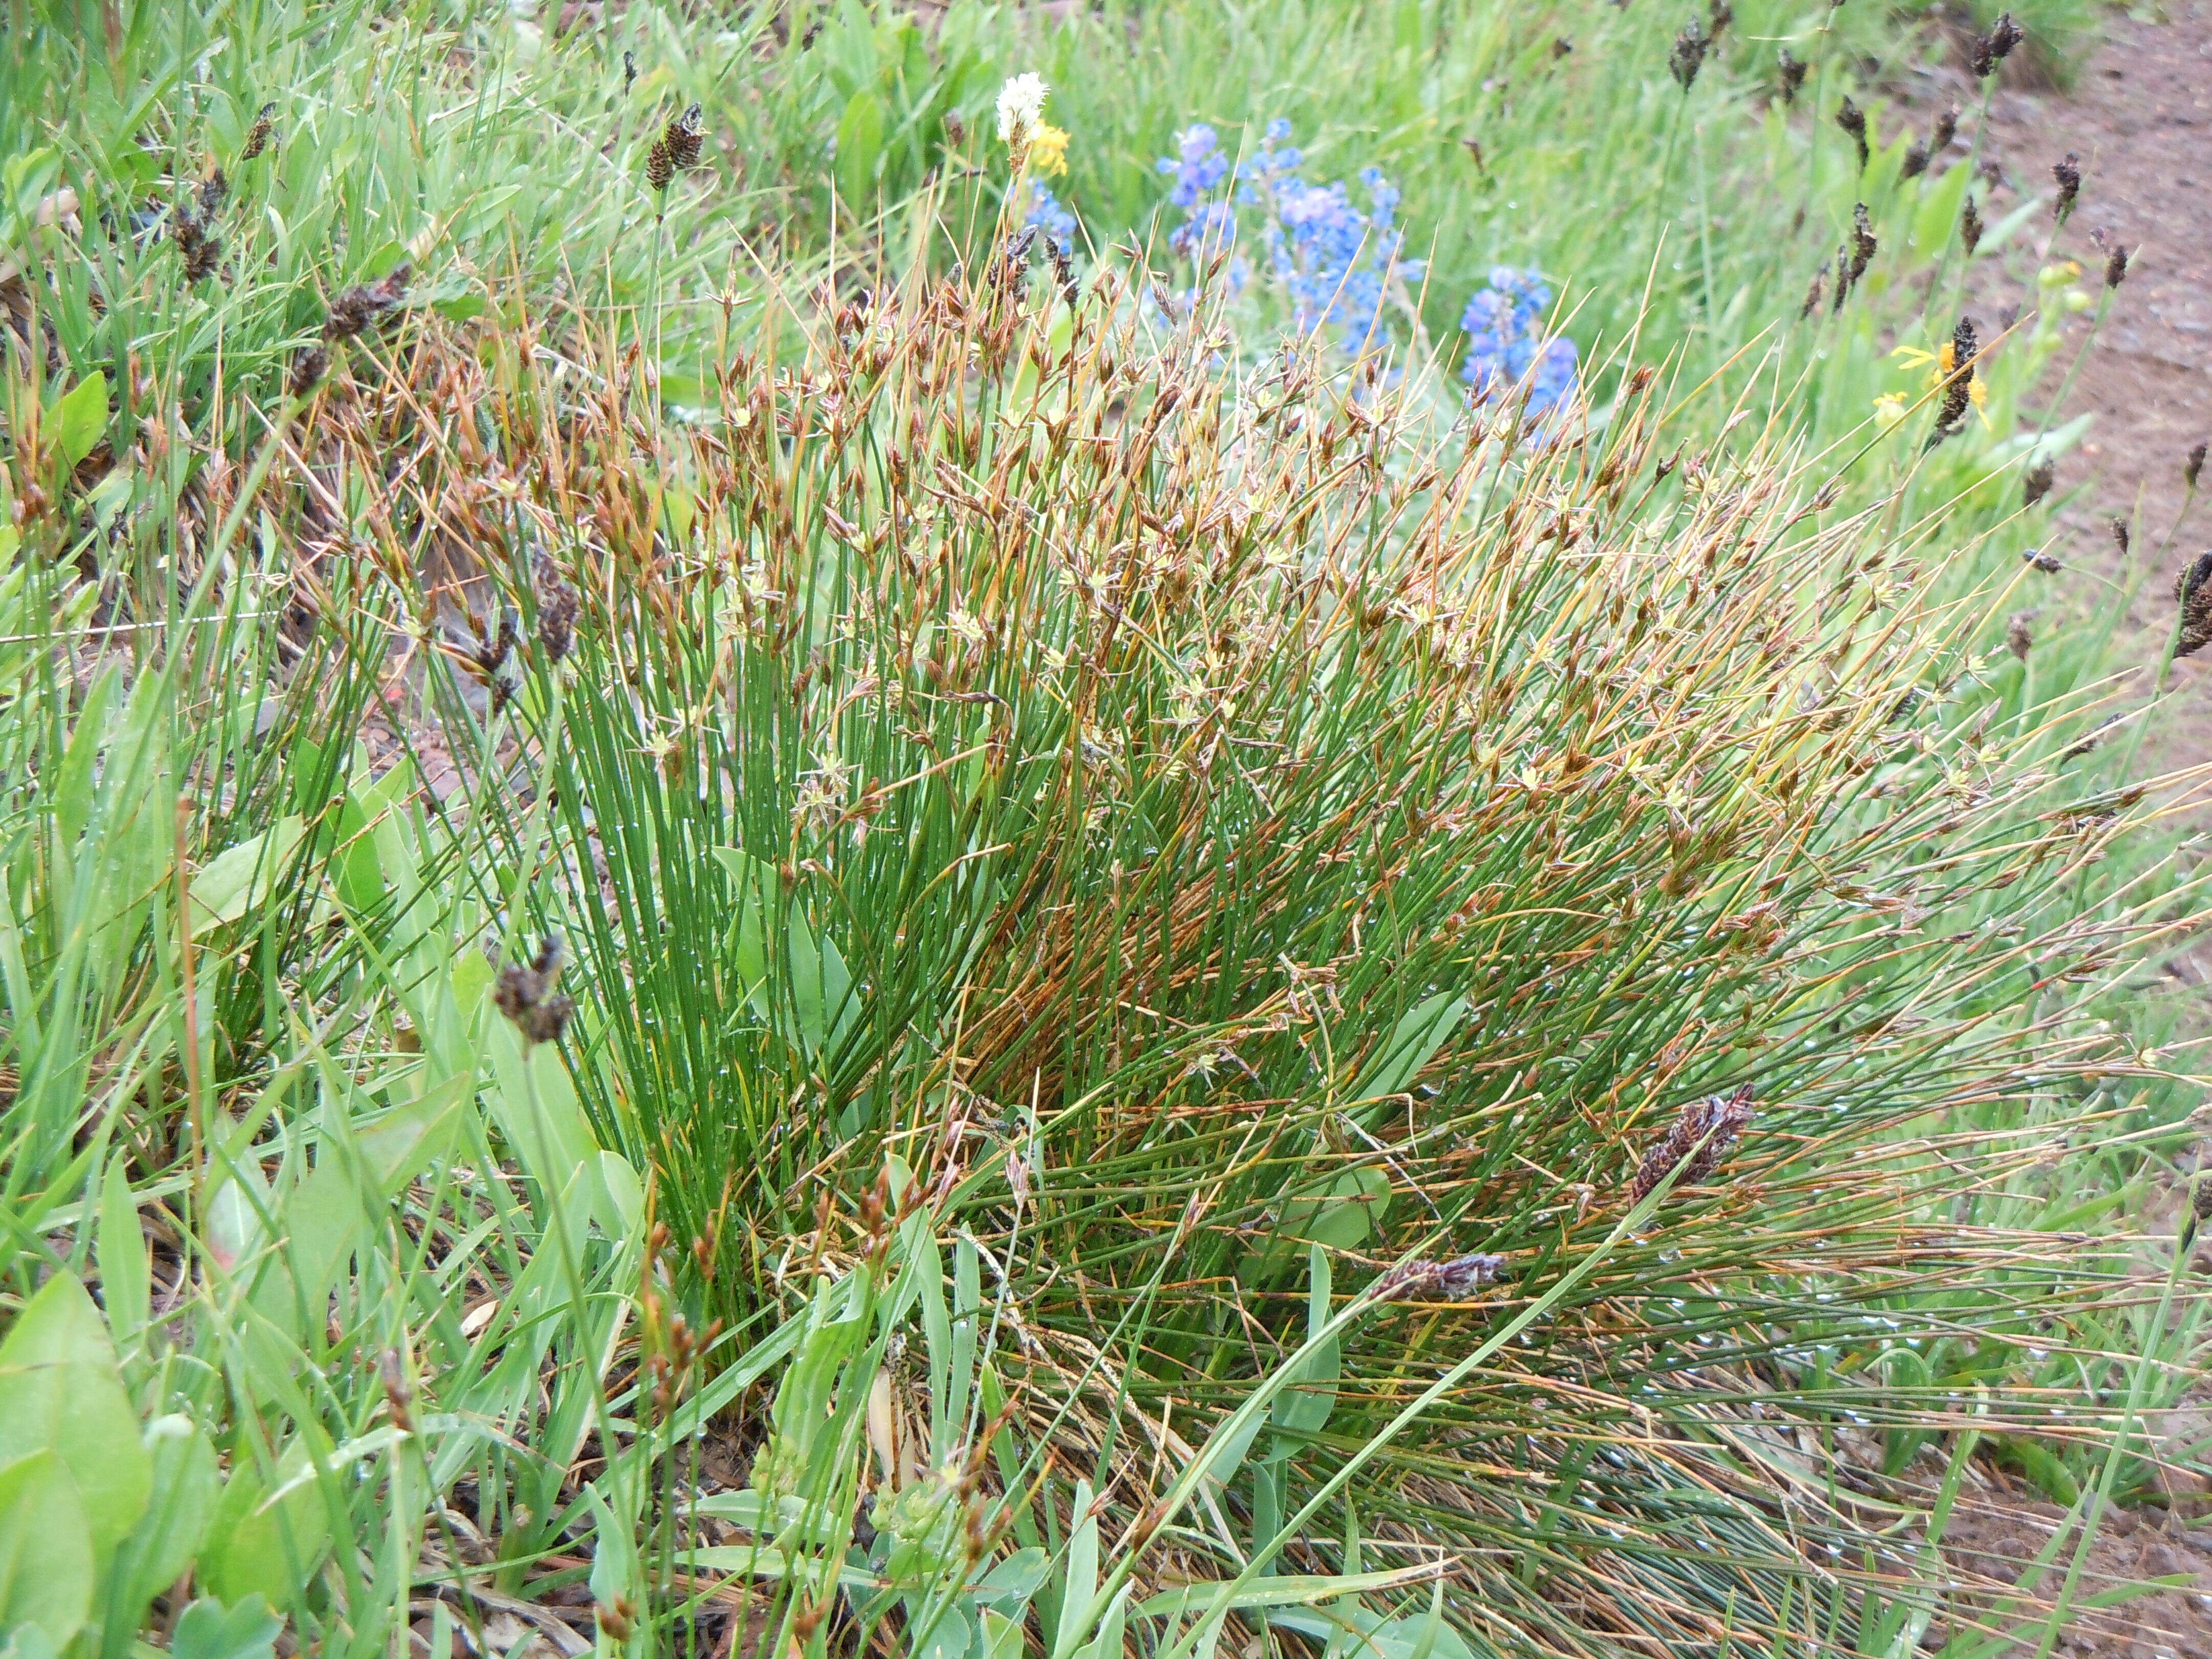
1926 314 1977 446
2111 515 2130 558
198 166 228 219
1669 19 1710 91
2022 458 2055 508
1777 48 1806 103
1847 202 1877 283
1900 139 1929 181
288 345 329 398
1707 0 1732 39
1373 1251 1507 1302
1799 263 1826 320
645 138 674 192
324 263 410 341
533 552 579 663
1971 11 2025 77
172 207 221 284
1836 97 1869 172
1630 1083 1755 1203
2187 442 2206 491
242 101 278 160
1930 103 1959 156
494 933 576 1046
2195 1178 2212 1224
2005 610 2034 660
2175 552 2212 658
1960 195 1985 259
2103 243 2128 288
2052 153 2080 225
665 101 705 172
2022 546 2062 572
943 110 967 148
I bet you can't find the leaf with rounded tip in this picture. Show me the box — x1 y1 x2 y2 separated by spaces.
0 1451 94 1646
0 1272 151 1550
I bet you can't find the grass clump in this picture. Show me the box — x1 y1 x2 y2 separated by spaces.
2 0 2208 1653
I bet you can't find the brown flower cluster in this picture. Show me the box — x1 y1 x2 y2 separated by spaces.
1631 1084 1755 1202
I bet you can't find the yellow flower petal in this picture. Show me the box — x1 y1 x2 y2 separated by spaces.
1027 123 1070 176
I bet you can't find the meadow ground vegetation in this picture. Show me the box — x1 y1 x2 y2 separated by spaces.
4 1 2210 1656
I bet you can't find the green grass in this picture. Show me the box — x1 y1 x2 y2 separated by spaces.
2 0 2206 1655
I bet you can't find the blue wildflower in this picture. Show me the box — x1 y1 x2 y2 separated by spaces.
1461 265 1579 424
1157 124 1232 209
1155 125 1243 265
1026 180 1077 257
1251 129 1418 353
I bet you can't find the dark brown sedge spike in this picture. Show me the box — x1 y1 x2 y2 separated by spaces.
2175 552 2212 658
2052 153 2081 225
1630 1084 1755 1202
1777 48 1806 103
242 101 278 159
1669 19 1709 91
324 263 410 341
1971 11 2024 78
1960 195 1985 259
1836 96 1869 173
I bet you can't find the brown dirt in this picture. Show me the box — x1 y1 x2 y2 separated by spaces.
1883 10 2212 1655
1907 5 2212 780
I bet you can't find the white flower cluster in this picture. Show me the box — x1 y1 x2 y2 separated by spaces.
995 73 1048 142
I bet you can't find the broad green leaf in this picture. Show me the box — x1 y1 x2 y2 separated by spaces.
0 1452 94 1645
169 1594 282 1659
1275 1166 1392 1254
188 816 307 930
199 1441 332 1610
49 372 109 469
973 1546 1050 1607
979 1608 1026 1659
117 1415 220 1614
1348 993 1465 1109
0 1272 152 1549
1052 1479 1098 1659
1270 1248 1338 1439
835 89 886 206
1269 1593 1474 1659
97 1156 151 1349
1133 1564 1440 1623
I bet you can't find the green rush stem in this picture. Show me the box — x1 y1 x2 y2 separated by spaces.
2113 571 2187 790
2146 480 2201 573
1070 1138 1729 1659
1917 77 1998 343
1643 95 1690 286
2026 1219 2190 1659
2021 286 2113 463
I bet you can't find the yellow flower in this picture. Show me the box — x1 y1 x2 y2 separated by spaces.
1889 341 1991 428
1027 122 1070 177
1872 394 1908 429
